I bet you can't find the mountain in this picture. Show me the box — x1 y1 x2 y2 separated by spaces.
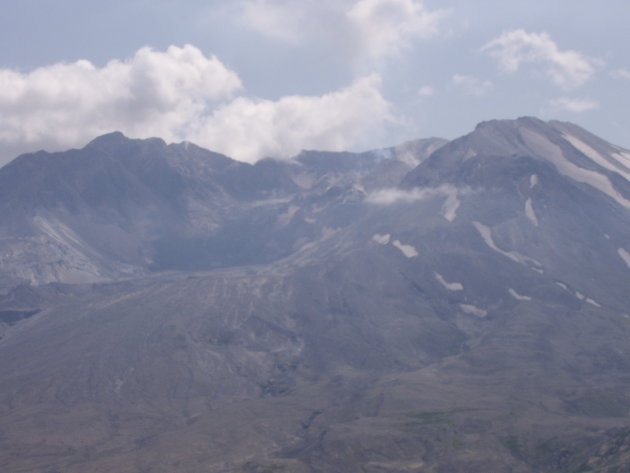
1 118 630 472
0 133 445 286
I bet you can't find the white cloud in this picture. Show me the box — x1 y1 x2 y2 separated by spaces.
239 0 311 43
0 47 395 165
0 45 242 162
346 0 448 60
236 0 448 63
418 85 435 96
482 29 597 90
189 74 392 162
550 97 599 113
611 68 630 80
366 185 459 205
451 73 493 96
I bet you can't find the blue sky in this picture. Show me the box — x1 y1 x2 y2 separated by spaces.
0 0 628 165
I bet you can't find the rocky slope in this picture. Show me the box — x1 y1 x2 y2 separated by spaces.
0 118 629 472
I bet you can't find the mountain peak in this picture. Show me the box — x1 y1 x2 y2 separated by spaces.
86 131 128 147
85 131 166 153
474 116 545 131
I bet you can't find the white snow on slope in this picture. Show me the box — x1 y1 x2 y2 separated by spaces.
372 233 391 245
612 151 630 169
434 272 463 291
509 288 532 301
575 291 601 307
586 298 601 307
520 128 630 209
460 304 487 318
563 134 630 179
618 248 630 269
392 240 418 258
556 282 569 291
473 221 542 268
525 198 539 227
277 205 300 225
530 174 539 188
373 234 418 258
441 188 460 222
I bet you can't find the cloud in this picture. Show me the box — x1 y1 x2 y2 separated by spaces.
346 0 449 60
366 185 459 205
611 68 630 80
418 85 435 96
0 46 394 165
0 45 242 162
239 0 312 43
451 74 493 96
236 0 448 63
550 97 599 113
189 74 393 162
482 29 597 89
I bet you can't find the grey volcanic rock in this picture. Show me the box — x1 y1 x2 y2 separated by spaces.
1 120 630 472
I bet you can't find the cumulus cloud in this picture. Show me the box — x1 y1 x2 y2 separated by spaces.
239 0 312 43
189 74 392 162
550 97 599 113
346 0 448 60
0 46 394 165
237 0 448 62
482 29 597 90
451 74 493 96
0 45 241 162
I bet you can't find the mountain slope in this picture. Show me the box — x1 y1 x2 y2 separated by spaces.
1 119 630 472
0 134 444 286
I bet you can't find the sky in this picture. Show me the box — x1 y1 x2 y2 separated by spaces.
0 0 629 166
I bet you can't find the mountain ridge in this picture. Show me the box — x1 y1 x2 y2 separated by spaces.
1 117 630 472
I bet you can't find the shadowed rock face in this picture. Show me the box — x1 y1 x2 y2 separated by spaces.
1 119 630 472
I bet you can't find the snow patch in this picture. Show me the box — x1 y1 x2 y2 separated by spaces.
460 304 487 318
525 198 539 226
374 233 417 258
509 288 532 301
520 128 630 209
441 189 460 222
434 272 463 291
530 174 539 188
612 151 630 169
563 133 630 179
618 248 630 269
392 240 418 258
556 282 569 291
574 291 600 307
277 205 300 225
586 298 601 307
372 233 391 245
472 221 542 269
